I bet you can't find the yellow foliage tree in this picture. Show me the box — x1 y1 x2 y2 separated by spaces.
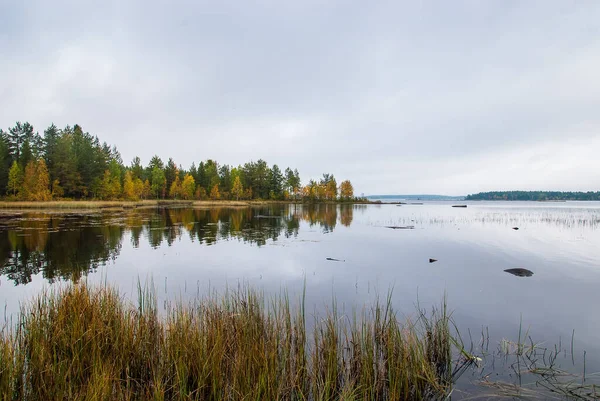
169 175 182 199
123 171 137 200
19 159 51 201
181 174 195 200
20 161 37 200
133 178 144 200
51 179 64 199
231 176 244 200
99 170 121 200
339 180 354 200
142 180 151 200
325 180 338 200
210 184 220 200
34 159 51 201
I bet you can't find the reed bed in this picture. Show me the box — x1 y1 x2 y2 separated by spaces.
0 283 463 400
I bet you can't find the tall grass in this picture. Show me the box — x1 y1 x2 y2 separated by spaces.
0 283 463 400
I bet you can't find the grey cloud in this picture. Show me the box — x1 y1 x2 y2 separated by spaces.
1 1 599 194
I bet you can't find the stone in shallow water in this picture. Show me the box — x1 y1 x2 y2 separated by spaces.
504 268 534 277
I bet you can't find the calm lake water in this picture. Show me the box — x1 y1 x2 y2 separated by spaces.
1 201 600 398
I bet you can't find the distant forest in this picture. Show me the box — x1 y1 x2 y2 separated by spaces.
0 122 356 202
466 191 600 201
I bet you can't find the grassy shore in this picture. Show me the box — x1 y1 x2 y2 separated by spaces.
0 199 377 210
0 283 467 400
0 200 194 210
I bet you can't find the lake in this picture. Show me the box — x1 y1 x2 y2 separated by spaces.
1 201 600 398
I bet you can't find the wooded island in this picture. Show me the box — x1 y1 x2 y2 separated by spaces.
466 191 600 201
0 122 358 203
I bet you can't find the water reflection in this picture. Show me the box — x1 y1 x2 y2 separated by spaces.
0 204 353 285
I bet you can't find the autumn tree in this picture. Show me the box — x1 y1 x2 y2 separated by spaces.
339 180 354 200
99 170 121 200
142 180 151 200
20 161 37 200
123 171 137 200
7 161 22 197
210 184 220 200
181 174 195 200
34 159 51 201
52 179 64 199
134 178 144 200
169 174 182 199
231 175 244 200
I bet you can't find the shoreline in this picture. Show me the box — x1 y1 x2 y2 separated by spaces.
0 199 379 210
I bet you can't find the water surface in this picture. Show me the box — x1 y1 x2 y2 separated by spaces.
2 201 600 398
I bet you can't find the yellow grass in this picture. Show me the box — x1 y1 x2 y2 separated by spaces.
0 200 193 209
0 283 460 400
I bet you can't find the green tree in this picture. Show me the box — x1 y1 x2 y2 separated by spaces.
151 166 166 199
165 158 178 193
8 122 34 161
0 131 12 194
130 157 144 180
7 161 22 197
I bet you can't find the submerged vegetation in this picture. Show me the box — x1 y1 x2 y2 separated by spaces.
0 283 469 400
0 122 360 203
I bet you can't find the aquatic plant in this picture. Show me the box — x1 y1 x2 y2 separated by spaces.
0 283 467 400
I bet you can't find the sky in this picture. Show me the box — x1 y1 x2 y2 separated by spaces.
1 1 599 196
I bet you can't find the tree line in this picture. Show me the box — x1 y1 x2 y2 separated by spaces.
465 191 600 201
0 122 357 202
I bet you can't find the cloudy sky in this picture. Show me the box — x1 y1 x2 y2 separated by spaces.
1 1 599 195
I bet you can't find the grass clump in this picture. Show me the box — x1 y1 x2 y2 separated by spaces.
0 283 463 400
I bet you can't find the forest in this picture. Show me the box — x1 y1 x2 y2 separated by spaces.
0 122 356 202
466 191 600 201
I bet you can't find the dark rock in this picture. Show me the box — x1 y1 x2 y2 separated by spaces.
326 257 345 262
504 268 533 277
452 205 467 208
385 226 415 230
512 227 519 230
429 258 437 263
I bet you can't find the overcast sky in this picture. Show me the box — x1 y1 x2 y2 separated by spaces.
1 1 599 195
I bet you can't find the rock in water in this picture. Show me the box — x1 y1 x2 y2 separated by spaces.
429 258 437 263
504 268 533 277
512 227 519 230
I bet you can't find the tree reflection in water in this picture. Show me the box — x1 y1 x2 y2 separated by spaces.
0 204 354 285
